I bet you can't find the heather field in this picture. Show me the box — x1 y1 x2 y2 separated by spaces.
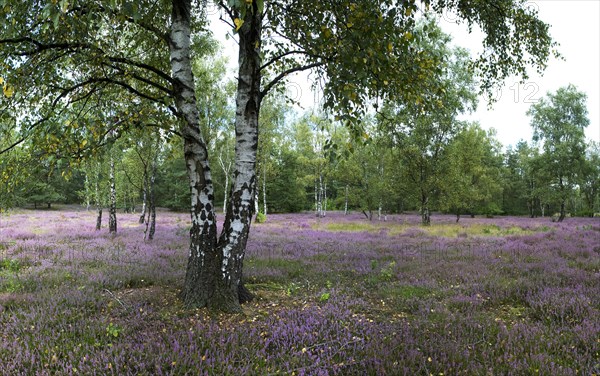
0 209 599 375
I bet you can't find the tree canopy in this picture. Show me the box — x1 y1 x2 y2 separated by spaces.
527 84 590 221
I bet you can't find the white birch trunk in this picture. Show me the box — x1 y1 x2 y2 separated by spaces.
254 183 259 216
263 166 267 216
344 185 348 215
314 178 319 216
171 0 219 309
216 4 263 311
318 174 324 217
95 163 102 231
84 174 91 211
218 151 231 215
145 154 157 240
223 171 229 215
109 157 117 234
139 175 147 224
323 181 327 217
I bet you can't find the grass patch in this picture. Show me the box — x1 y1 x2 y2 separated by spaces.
422 224 535 238
320 222 379 232
0 258 36 293
0 258 24 273
246 281 286 291
567 259 600 273
318 221 545 239
245 258 307 280
373 283 437 314
0 241 15 251
386 284 432 299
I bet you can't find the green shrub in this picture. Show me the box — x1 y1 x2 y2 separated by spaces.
255 212 267 223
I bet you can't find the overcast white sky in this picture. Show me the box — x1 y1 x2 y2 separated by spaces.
209 1 600 149
443 0 600 149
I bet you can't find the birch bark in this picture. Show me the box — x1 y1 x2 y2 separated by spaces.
170 0 220 309
214 4 262 311
108 157 117 234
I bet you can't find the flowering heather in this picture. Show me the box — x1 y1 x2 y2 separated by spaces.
1 208 599 375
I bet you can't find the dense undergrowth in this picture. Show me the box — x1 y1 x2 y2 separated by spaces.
0 209 598 375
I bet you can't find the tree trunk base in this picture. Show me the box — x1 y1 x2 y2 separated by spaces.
238 282 254 304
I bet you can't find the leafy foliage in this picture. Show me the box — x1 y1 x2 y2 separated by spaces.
527 85 590 221
440 123 503 218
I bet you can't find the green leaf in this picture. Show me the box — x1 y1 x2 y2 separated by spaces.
53 12 60 29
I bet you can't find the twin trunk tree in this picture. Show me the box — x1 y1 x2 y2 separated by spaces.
171 0 260 312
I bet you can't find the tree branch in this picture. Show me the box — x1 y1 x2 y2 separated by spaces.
107 55 174 86
260 62 323 98
101 62 173 96
0 135 28 155
259 50 312 71
0 37 88 54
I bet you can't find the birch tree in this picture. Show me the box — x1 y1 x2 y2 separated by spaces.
581 142 600 215
439 123 503 221
528 85 590 222
377 26 478 225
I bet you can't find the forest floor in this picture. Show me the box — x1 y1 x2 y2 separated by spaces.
0 209 598 375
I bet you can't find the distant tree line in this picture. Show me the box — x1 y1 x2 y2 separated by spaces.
2 83 597 223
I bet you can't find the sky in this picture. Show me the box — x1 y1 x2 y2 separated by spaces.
209 1 600 149
441 0 600 149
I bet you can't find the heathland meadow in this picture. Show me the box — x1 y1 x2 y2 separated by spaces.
0 209 598 375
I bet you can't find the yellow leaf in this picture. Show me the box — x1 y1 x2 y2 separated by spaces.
388 42 393 52
0 77 3 85
405 7 413 17
3 84 14 98
234 18 244 31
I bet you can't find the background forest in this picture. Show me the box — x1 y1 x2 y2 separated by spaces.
2 49 598 222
